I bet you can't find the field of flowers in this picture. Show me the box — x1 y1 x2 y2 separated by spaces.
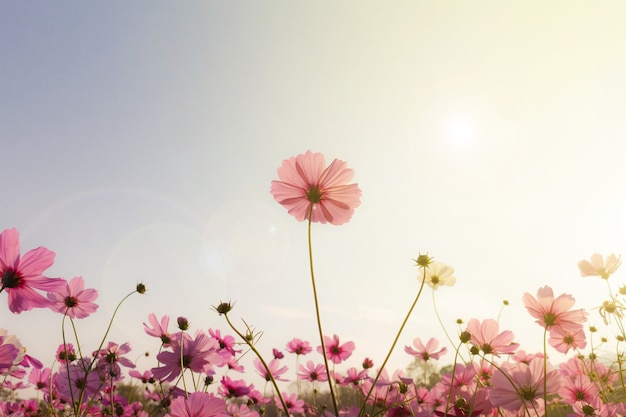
1 151 625 417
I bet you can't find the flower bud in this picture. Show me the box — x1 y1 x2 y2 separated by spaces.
177 316 190 331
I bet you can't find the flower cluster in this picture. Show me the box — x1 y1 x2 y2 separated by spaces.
2 152 626 417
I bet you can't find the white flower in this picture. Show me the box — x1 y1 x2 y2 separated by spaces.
578 253 621 279
420 262 456 290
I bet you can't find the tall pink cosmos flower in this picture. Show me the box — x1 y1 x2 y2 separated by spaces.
270 150 361 225
522 286 587 333
404 337 447 362
558 374 598 405
167 391 228 417
47 276 99 319
578 253 621 279
0 336 20 375
0 228 66 313
317 334 355 364
466 318 519 357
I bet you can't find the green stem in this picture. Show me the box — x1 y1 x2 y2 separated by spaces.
543 327 548 417
307 213 340 417
357 265 428 417
223 313 291 416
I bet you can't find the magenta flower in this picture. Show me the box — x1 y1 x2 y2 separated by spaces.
286 338 312 355
275 392 305 414
47 276 98 319
208 328 239 356
56 343 77 363
218 375 253 398
404 337 447 361
167 391 227 417
466 318 519 357
253 358 288 382
317 334 355 364
152 331 223 382
55 358 102 403
144 313 172 345
578 253 621 279
522 286 588 333
270 150 362 225
0 228 66 313
490 357 561 416
297 361 328 382
94 341 135 380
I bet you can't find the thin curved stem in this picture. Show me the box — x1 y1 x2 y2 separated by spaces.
307 213 340 417
357 265 428 417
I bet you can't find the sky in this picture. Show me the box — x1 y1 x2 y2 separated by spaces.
3 1 626 394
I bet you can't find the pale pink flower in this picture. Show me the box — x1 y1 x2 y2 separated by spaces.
286 338 312 355
270 150 362 225
548 326 586 354
466 318 519 357
47 276 98 319
167 391 227 417
317 334 355 364
0 228 66 313
297 361 328 382
420 262 456 290
253 358 288 382
578 253 621 279
522 286 588 333
225 403 258 417
490 357 561 416
28 367 52 393
404 337 447 361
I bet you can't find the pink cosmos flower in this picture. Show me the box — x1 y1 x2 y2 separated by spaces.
490 357 561 416
144 313 172 345
226 403 258 417
404 337 447 361
95 341 136 380
286 338 312 355
128 369 154 384
317 334 355 364
167 391 227 417
218 375 253 398
0 228 66 313
28 367 52 393
338 367 367 386
55 358 102 403
47 276 98 319
466 318 519 357
253 358 288 382
208 328 239 356
558 374 598 405
578 253 621 279
0 336 20 375
548 325 586 354
275 392 305 414
270 150 362 225
153 331 223 382
56 343 77 363
522 286 588 333
297 361 328 382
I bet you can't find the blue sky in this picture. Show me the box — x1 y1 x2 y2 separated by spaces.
3 1 626 391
